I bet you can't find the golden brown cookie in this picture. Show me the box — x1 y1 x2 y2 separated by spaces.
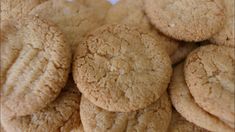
1 0 45 21
0 16 71 117
169 63 233 132
80 93 172 132
185 45 235 126
170 43 198 65
144 0 226 42
73 24 172 112
168 110 208 132
105 0 179 57
30 0 111 53
1 79 81 132
210 0 235 47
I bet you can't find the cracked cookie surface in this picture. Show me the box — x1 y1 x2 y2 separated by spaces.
169 63 233 132
80 93 172 132
1 0 45 21
105 0 179 57
73 24 172 112
0 16 71 117
1 79 81 132
210 0 235 47
185 45 235 126
30 0 111 53
144 0 226 41
168 110 208 132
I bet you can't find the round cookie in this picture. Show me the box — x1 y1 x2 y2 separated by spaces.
170 43 198 65
30 0 111 53
210 0 235 47
1 0 45 21
0 16 71 117
144 0 226 41
169 63 233 132
1 79 81 132
105 0 179 57
73 24 172 112
80 93 172 132
184 45 235 125
168 110 208 132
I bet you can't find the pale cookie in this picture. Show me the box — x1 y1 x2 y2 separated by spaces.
170 43 198 65
0 16 71 117
210 0 235 47
169 63 233 132
144 0 226 41
80 93 172 132
30 0 111 53
168 110 208 132
185 45 235 126
73 24 172 112
1 0 45 21
105 0 179 57
1 79 81 132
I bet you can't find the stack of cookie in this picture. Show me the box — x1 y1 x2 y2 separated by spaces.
1 0 234 132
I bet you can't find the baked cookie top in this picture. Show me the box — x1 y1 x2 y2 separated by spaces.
105 0 179 57
144 0 226 41
169 63 233 132
210 0 235 47
80 93 172 132
1 0 45 21
185 45 235 125
1 79 81 132
0 16 71 117
168 110 208 132
73 24 172 112
30 0 111 53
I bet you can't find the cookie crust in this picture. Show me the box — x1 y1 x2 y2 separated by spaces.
144 0 226 41
80 93 172 132
30 0 111 53
169 63 233 132
1 79 81 132
0 16 71 117
73 24 172 112
185 45 235 125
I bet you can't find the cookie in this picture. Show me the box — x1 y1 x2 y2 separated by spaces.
1 79 81 132
80 93 172 132
144 0 226 41
105 0 179 57
1 0 45 21
184 45 235 125
170 43 198 64
168 110 208 132
73 24 172 112
30 0 111 53
210 0 235 47
169 63 233 132
0 16 71 117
